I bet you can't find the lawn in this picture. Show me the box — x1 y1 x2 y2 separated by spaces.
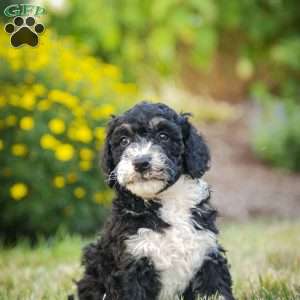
0 221 299 300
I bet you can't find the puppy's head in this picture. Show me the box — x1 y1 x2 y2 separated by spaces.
102 102 210 199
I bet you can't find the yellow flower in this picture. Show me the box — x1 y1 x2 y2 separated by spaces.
67 123 93 143
37 99 51 111
48 118 65 134
94 127 106 142
102 64 120 78
79 160 92 171
53 176 65 188
79 148 94 161
40 134 59 150
74 187 86 199
76 126 93 143
93 192 103 204
67 127 77 140
91 105 115 119
22 92 36 110
113 83 137 95
72 107 85 118
55 143 74 161
10 60 22 71
98 190 113 205
6 115 17 126
10 183 28 200
11 144 28 156
9 94 19 107
33 84 46 96
20 116 34 130
67 172 77 183
63 70 81 82
48 90 78 109
0 140 3 151
0 96 6 108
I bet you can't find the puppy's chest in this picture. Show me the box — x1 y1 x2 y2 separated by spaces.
125 178 217 299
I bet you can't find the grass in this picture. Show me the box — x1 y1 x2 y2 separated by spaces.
220 220 300 300
0 220 299 300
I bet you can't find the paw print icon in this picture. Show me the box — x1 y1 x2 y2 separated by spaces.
4 16 44 47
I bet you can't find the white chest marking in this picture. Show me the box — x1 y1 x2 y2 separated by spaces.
125 176 217 300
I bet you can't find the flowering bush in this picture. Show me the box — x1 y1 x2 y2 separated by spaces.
0 28 137 240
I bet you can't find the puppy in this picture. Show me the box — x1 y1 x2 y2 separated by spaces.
77 102 235 300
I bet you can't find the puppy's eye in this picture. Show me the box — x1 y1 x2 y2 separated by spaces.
120 137 130 147
158 132 169 141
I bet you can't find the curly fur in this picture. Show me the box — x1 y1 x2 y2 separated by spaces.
76 102 235 300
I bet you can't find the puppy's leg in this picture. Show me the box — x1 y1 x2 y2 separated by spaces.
190 249 235 300
122 257 160 300
182 285 195 300
77 242 106 300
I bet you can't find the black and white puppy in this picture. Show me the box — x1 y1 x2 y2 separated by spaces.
77 102 235 300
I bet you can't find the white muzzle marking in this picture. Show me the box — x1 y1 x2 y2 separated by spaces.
116 141 169 199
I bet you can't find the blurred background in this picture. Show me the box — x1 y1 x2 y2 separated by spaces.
0 0 299 299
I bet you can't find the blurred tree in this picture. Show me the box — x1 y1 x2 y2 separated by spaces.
48 0 300 99
48 0 217 80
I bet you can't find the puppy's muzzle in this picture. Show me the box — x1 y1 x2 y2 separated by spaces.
133 155 152 173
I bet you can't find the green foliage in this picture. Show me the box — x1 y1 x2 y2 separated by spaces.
251 86 300 171
0 28 136 240
48 0 218 77
210 0 300 172
48 0 300 82
249 275 299 300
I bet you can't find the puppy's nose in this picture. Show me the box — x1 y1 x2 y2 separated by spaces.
133 155 152 173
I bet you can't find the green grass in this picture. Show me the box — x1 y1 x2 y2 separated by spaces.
0 221 299 299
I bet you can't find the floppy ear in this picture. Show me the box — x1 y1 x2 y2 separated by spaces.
181 114 210 178
101 120 116 187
